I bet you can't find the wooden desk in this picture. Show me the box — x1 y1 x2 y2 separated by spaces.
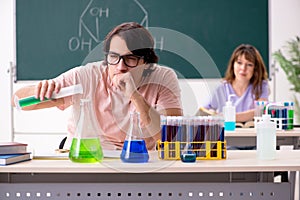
1 150 300 200
225 128 300 148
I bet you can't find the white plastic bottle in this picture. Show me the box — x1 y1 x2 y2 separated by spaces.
256 114 276 160
223 94 236 131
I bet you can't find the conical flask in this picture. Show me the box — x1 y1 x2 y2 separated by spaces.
69 99 103 163
120 111 149 163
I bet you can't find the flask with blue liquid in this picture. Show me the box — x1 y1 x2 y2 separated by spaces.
120 111 149 163
223 94 236 131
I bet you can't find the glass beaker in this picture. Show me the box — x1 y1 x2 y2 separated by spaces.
69 99 103 163
120 111 149 163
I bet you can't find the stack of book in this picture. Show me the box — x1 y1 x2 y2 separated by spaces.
0 142 31 165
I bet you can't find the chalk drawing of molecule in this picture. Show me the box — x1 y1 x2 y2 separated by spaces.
68 0 149 52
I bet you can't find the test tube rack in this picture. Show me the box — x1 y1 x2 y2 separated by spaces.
254 101 294 130
254 117 292 131
157 140 227 160
159 115 226 160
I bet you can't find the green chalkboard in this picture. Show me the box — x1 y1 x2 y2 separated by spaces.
16 0 269 80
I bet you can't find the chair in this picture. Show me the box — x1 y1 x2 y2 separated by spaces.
58 136 67 150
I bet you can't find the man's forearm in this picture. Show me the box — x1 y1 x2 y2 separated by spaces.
130 91 161 134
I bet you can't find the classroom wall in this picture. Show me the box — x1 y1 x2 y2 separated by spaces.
0 0 14 142
0 0 300 154
271 0 300 102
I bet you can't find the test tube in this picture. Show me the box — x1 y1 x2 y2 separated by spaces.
285 102 294 130
193 117 201 156
180 116 187 152
15 84 83 110
210 116 218 157
180 117 196 162
176 116 183 143
187 117 194 152
255 101 267 117
218 116 225 158
199 117 206 157
191 117 198 155
282 106 288 130
160 115 167 159
166 116 176 158
288 102 294 130
15 96 51 108
254 101 261 117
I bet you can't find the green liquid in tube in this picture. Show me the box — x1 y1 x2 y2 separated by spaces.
69 138 103 163
18 96 50 108
288 110 294 129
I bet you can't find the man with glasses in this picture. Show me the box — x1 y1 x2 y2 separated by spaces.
12 22 183 150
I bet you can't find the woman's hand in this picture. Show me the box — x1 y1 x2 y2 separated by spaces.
35 80 62 101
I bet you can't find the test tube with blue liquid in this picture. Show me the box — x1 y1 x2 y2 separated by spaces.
166 116 176 158
219 116 225 158
279 106 288 130
284 101 294 130
210 117 218 157
160 115 167 159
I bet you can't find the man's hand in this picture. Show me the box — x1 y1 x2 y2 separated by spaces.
35 80 61 101
112 72 137 99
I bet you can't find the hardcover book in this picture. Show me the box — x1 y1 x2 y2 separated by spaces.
0 142 28 155
0 153 31 165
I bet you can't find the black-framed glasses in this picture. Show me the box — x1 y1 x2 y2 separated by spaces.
105 52 143 68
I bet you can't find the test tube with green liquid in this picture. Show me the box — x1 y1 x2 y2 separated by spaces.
17 96 51 108
15 84 83 109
